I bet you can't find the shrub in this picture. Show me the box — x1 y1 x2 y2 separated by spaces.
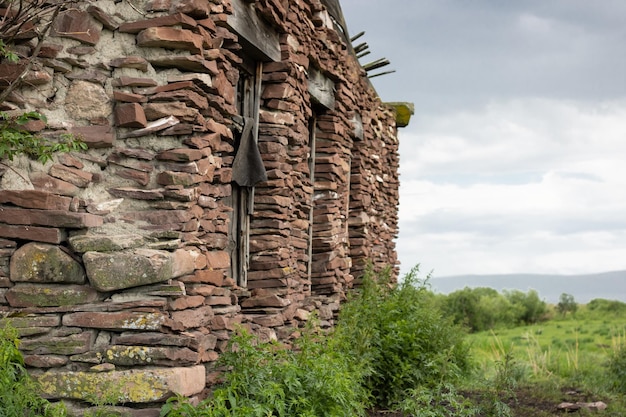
0 324 66 417
441 288 548 332
334 266 471 409
504 289 547 325
587 299 626 315
398 383 479 417
557 293 578 316
607 344 626 393
161 325 368 417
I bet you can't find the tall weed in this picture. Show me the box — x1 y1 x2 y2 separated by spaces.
161 324 368 417
0 324 66 417
608 330 626 393
335 265 471 408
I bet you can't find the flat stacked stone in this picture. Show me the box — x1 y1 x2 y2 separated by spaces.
0 0 405 412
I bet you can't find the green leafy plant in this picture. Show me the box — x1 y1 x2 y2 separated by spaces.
334 265 471 409
0 111 87 163
82 379 127 417
398 383 479 417
161 324 368 417
440 287 548 333
0 324 67 417
607 340 626 393
557 293 578 316
0 39 18 62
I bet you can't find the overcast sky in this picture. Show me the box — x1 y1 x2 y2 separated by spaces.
340 0 626 278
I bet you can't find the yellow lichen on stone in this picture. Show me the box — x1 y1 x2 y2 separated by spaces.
121 312 164 330
385 102 414 128
36 366 206 404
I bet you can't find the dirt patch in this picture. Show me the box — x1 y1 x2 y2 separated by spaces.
367 386 612 417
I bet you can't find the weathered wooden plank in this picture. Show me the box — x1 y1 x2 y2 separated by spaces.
308 67 335 110
225 0 281 62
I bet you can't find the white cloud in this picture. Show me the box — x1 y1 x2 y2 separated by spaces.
340 1 626 279
401 99 626 178
396 98 626 276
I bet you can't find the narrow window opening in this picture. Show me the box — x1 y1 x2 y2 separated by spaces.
229 59 264 287
306 115 317 281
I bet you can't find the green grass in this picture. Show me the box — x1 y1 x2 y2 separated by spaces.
470 313 625 382
464 305 626 417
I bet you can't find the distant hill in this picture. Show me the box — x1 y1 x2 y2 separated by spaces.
428 270 626 304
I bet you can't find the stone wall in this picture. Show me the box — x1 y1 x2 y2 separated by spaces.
0 0 407 414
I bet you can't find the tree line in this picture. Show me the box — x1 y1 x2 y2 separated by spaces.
434 287 599 333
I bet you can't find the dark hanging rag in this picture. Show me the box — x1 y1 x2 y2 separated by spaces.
232 116 268 187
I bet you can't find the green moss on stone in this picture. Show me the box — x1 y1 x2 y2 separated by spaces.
5 284 99 307
83 250 174 292
11 242 86 284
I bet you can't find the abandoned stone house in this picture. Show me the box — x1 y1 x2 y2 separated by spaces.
0 0 412 412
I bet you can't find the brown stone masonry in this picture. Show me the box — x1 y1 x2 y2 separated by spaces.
0 0 410 413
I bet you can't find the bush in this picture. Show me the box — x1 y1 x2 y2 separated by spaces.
161 325 368 417
607 344 626 393
334 266 471 409
162 265 471 415
440 287 548 332
587 299 626 315
504 289 547 325
0 324 66 417
557 293 578 316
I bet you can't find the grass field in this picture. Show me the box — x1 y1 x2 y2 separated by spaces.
463 305 626 415
471 317 624 379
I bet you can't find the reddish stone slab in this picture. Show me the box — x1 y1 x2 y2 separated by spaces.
113 90 147 103
0 224 66 244
149 55 218 75
49 164 93 188
180 269 224 286
63 311 167 331
173 0 211 18
0 190 71 210
114 167 151 186
109 56 150 72
87 5 120 31
115 103 148 128
108 187 165 200
137 27 204 54
0 208 103 228
0 62 28 87
118 13 197 34
151 89 209 109
52 10 101 45
70 125 115 148
30 173 80 197
113 76 158 88
156 148 207 162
